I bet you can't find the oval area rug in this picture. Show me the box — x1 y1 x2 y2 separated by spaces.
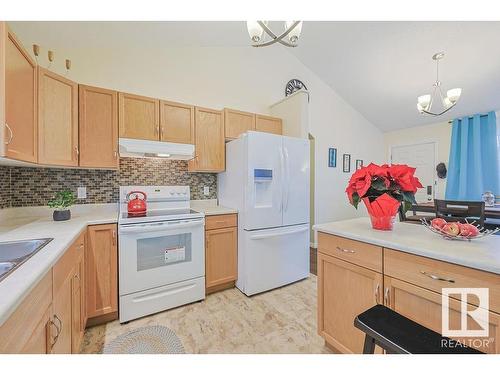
103 325 185 354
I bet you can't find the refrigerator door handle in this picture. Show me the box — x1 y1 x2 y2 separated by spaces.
249 226 309 240
283 145 290 211
279 146 285 213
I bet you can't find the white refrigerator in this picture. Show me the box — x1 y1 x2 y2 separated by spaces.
218 131 310 296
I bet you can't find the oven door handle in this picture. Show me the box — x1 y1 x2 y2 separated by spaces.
119 220 204 234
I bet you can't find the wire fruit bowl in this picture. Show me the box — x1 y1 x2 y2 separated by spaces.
421 218 500 241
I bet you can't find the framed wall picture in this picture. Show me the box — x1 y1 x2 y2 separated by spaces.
328 148 337 167
343 154 351 172
355 159 363 170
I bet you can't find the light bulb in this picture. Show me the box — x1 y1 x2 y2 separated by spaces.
446 88 462 104
443 96 453 108
285 21 302 44
417 94 431 109
247 21 264 43
417 103 425 113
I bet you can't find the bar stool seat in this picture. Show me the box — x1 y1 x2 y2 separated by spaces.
354 305 482 354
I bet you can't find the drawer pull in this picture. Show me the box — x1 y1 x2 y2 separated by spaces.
336 246 355 254
384 287 390 306
215 221 226 224
420 271 455 283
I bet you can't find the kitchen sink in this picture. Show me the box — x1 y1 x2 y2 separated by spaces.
0 238 53 282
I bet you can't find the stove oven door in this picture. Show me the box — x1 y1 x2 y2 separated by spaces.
118 218 205 296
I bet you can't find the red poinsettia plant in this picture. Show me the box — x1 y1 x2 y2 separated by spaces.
346 163 423 229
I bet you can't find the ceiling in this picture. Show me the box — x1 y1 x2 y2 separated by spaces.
10 21 500 132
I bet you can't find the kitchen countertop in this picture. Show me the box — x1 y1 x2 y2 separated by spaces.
313 217 500 275
0 204 118 325
190 199 238 216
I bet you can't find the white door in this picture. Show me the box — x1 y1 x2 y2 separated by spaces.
237 224 309 296
244 132 283 230
282 136 310 226
391 142 436 203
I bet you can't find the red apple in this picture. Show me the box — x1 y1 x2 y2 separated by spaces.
442 222 460 236
431 218 447 230
459 223 480 237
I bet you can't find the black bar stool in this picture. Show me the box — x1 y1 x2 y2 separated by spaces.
354 305 482 354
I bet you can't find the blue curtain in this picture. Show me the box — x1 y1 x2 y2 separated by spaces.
445 111 500 201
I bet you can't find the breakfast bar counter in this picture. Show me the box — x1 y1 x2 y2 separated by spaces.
313 217 500 275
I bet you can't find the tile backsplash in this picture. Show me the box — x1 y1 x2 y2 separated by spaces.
0 157 217 208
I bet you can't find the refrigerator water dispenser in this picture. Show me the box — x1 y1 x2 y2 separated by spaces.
254 169 273 207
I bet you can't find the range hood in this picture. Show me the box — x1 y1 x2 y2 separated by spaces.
119 138 195 160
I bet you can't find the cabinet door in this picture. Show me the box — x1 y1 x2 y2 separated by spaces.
205 227 237 289
160 100 194 144
21 305 52 354
188 107 225 172
5 26 37 163
51 274 73 354
71 255 85 353
86 224 118 319
79 85 118 168
255 114 282 135
384 276 500 354
318 253 383 353
38 67 78 166
224 108 255 140
118 92 159 141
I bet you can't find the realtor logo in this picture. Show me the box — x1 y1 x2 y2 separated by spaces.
442 288 489 337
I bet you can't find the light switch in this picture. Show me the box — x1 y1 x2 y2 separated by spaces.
77 187 87 199
203 186 210 196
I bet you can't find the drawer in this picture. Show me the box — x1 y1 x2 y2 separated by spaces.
53 231 85 295
317 233 382 272
384 248 500 314
205 214 237 230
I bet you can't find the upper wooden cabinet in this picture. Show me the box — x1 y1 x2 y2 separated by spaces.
79 85 118 169
86 224 118 322
224 108 255 140
160 100 195 144
188 107 225 173
3 26 37 163
255 114 282 135
118 92 159 141
37 67 78 166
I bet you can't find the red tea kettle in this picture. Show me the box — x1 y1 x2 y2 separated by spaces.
126 191 147 214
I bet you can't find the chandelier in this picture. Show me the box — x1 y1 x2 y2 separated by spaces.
417 52 462 116
247 21 303 47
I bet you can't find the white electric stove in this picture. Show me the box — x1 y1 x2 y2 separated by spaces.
118 185 205 323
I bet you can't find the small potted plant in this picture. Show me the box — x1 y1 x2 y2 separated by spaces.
48 190 77 221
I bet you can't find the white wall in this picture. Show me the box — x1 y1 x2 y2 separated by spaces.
383 121 451 199
14 38 384 226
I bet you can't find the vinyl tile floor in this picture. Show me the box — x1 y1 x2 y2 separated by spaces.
80 274 331 354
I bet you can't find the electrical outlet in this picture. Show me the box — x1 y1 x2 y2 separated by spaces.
77 187 87 199
203 186 210 196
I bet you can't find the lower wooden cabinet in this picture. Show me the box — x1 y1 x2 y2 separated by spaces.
205 214 238 294
385 276 500 354
85 224 118 323
317 231 500 354
317 253 382 353
0 272 53 353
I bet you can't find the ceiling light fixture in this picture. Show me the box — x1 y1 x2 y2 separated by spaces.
417 52 462 116
247 21 303 47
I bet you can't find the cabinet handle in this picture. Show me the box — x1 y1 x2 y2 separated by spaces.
160 127 164 138
74 147 79 156
50 314 62 348
384 287 390 306
77 244 84 251
114 150 118 159
4 123 13 145
420 271 455 283
374 283 380 304
112 230 117 246
335 246 355 254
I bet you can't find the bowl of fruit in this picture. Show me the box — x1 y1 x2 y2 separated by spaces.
422 217 499 241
